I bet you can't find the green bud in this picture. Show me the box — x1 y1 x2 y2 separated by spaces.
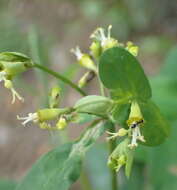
117 128 128 136
74 95 113 116
78 71 95 88
49 86 61 108
78 54 97 72
0 52 33 76
126 41 139 57
90 41 101 59
56 116 67 130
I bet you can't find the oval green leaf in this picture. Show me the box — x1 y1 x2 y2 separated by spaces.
99 47 151 101
140 101 170 146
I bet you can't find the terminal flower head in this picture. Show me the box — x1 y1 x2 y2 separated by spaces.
90 25 118 51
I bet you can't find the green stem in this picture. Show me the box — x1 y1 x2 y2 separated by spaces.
98 77 105 96
33 63 86 96
108 123 118 190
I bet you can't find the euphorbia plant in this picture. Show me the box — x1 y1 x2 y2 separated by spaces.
0 26 170 190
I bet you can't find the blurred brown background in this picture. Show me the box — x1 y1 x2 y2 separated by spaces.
0 0 176 189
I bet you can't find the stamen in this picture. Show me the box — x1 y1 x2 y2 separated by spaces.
11 87 24 104
107 25 112 38
128 127 138 149
106 131 119 140
106 128 128 140
17 113 38 126
90 27 106 44
71 46 83 60
137 127 145 142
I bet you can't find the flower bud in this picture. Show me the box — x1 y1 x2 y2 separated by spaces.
89 41 101 59
118 128 128 136
0 52 33 76
126 41 139 57
49 86 61 108
78 54 97 72
56 116 67 130
78 71 95 88
71 46 97 72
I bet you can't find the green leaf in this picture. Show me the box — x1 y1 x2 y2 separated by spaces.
99 47 151 101
110 103 130 127
15 120 109 190
0 179 17 190
74 95 113 116
140 101 170 146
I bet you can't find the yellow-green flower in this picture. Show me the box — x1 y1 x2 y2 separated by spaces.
127 101 145 149
71 46 97 72
90 25 118 51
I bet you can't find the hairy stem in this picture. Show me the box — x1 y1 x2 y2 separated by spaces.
108 123 118 190
33 63 87 96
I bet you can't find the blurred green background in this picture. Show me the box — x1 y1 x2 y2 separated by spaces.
0 0 177 190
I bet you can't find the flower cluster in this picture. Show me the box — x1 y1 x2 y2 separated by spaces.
71 26 139 88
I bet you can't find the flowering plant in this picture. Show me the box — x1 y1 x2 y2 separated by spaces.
1 26 170 190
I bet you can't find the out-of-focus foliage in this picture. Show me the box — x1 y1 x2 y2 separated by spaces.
0 179 17 190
